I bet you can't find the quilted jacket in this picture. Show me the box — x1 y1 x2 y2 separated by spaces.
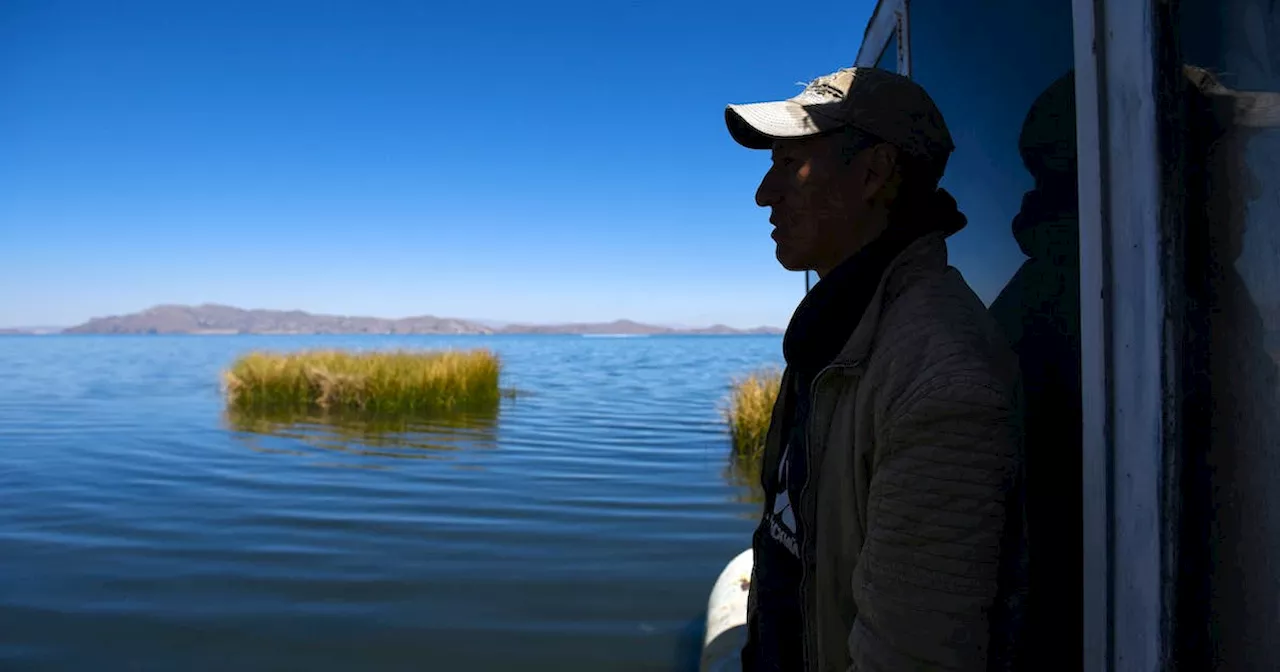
747 231 1027 672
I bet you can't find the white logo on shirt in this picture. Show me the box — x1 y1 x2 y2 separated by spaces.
769 443 800 557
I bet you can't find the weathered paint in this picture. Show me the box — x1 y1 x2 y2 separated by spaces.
855 0 909 75
1071 0 1114 669
1074 0 1171 669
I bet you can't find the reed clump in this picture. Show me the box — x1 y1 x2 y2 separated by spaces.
725 367 783 464
223 348 502 413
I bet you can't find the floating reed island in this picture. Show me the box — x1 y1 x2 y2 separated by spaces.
223 348 504 414
725 368 782 467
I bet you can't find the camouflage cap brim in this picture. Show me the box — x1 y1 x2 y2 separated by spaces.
725 99 846 150
724 68 955 170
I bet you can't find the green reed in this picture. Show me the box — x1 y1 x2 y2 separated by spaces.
725 367 782 466
223 348 502 414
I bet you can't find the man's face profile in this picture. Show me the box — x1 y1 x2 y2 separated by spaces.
754 132 897 274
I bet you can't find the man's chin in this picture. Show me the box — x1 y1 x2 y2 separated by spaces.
774 246 811 273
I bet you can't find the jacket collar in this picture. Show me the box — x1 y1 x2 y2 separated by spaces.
782 228 904 376
831 232 950 366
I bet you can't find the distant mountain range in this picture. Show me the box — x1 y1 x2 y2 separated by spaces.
10 304 783 336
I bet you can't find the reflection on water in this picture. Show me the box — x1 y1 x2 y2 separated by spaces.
0 334 776 671
725 453 765 506
223 404 500 462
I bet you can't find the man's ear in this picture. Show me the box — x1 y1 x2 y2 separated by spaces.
862 143 900 202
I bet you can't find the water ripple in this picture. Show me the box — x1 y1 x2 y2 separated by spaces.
0 334 782 670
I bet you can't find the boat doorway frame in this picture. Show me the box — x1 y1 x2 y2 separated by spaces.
848 0 1177 668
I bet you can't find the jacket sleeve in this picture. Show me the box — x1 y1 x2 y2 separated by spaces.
847 372 1020 671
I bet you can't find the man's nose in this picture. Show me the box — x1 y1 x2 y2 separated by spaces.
756 168 781 208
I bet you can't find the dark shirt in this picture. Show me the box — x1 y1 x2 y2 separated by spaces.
743 228 913 671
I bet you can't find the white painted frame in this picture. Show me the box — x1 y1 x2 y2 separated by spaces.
1073 0 1171 669
855 0 909 75
1071 0 1113 667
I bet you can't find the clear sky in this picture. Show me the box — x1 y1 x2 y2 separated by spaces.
0 0 884 329
0 0 886 329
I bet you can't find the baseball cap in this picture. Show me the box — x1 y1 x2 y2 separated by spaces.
725 67 955 175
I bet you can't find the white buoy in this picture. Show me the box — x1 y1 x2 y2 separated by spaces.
701 548 753 672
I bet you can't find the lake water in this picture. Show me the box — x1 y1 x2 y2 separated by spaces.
0 335 782 671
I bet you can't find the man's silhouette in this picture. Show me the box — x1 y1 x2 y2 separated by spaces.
989 70 1082 672
1181 64 1280 671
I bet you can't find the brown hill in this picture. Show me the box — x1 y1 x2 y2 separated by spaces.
60 304 783 336
63 304 490 335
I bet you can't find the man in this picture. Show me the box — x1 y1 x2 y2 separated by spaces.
725 67 1026 671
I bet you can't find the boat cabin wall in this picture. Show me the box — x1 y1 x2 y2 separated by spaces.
851 0 1280 668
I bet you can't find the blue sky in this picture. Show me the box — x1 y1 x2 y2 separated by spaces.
0 0 883 328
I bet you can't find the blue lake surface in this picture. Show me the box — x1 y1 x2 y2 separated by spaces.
0 335 782 671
